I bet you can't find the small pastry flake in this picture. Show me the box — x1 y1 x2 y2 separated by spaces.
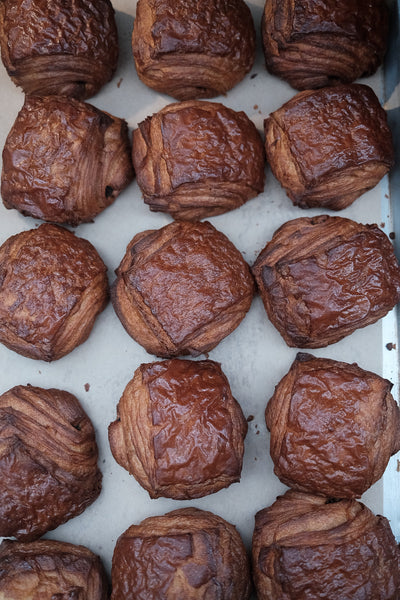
112 507 251 600
0 385 102 541
132 100 265 220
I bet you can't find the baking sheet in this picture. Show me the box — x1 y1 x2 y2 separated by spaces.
0 0 399 587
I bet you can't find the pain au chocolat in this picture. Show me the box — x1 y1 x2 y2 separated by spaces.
132 100 265 220
252 491 400 600
0 385 102 542
261 0 388 90
111 220 254 357
264 84 394 210
266 353 400 499
1 95 134 226
0 0 118 99
112 507 251 600
0 223 108 361
252 215 400 348
109 359 247 499
131 0 256 100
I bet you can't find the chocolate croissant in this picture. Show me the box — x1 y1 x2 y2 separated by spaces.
112 507 251 600
0 538 108 600
266 353 400 499
261 0 388 90
0 223 108 361
0 0 118 99
252 490 400 599
1 95 134 226
0 385 102 541
112 220 254 357
252 215 400 348
264 84 394 210
109 359 247 499
132 100 265 220
131 0 256 100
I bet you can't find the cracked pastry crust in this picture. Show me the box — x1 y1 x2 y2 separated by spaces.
111 220 255 357
261 0 388 90
109 359 248 499
0 223 109 361
266 353 400 499
0 538 108 600
252 490 400 600
131 0 256 100
111 507 251 600
1 95 134 226
264 84 394 210
252 215 400 348
0 0 118 99
0 385 102 542
132 100 265 220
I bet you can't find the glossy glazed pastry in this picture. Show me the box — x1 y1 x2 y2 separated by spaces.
264 84 394 210
0 385 102 541
0 223 108 361
112 507 251 600
1 95 134 226
0 0 118 99
0 538 108 600
252 215 400 348
109 359 247 499
131 0 256 100
112 220 254 357
261 0 388 90
132 100 265 220
266 353 400 499
252 490 400 599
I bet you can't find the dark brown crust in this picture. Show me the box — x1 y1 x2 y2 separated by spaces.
132 0 256 100
132 100 265 220
111 507 251 600
264 84 394 210
109 359 248 499
252 215 400 348
0 385 102 542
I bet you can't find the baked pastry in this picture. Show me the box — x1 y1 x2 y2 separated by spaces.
0 384 102 541
112 220 254 357
0 223 108 361
0 0 118 99
0 538 108 599
252 490 400 599
1 95 134 226
112 507 251 600
264 84 394 210
252 215 400 348
261 0 388 90
266 353 400 499
131 0 256 100
132 100 265 220
109 358 247 499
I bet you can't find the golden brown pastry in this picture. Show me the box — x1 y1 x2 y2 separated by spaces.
261 0 388 90
0 538 108 600
109 359 247 499
131 0 256 100
252 490 400 600
112 507 251 600
132 100 265 220
0 0 118 99
1 95 134 226
264 84 394 210
0 385 102 542
266 353 400 499
252 215 400 348
0 223 108 361
112 220 254 357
